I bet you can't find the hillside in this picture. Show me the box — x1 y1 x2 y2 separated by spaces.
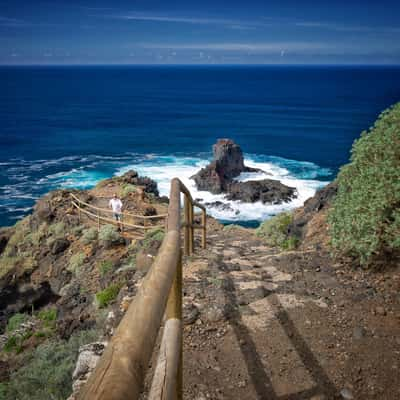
0 104 399 399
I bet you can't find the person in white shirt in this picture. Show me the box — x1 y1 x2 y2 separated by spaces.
109 194 123 229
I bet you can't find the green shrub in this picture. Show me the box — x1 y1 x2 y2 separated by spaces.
95 283 121 308
68 252 86 273
7 313 28 332
97 259 114 276
27 222 48 245
2 329 99 400
48 222 65 238
72 225 84 237
38 308 57 328
98 224 121 247
81 227 98 245
3 330 32 354
121 184 136 197
256 212 298 250
6 219 30 250
140 227 165 250
281 236 300 250
34 331 48 338
3 335 19 352
0 383 8 398
0 256 19 278
328 103 400 266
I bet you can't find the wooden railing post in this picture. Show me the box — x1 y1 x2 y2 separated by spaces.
189 204 194 255
201 210 207 249
183 196 190 256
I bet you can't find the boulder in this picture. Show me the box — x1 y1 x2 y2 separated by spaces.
143 206 157 216
72 342 107 381
191 139 258 194
204 201 234 212
34 197 55 224
226 179 296 204
0 227 14 255
51 238 70 255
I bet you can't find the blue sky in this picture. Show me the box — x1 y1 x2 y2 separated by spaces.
1 0 400 65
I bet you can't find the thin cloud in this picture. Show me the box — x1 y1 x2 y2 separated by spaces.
109 13 239 25
0 16 27 27
296 21 400 33
100 12 267 30
139 41 400 56
139 42 330 53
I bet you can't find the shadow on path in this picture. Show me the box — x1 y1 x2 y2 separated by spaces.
222 272 338 400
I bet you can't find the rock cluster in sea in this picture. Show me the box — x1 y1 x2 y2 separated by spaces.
191 138 297 204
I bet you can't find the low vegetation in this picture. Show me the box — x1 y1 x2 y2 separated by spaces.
256 212 299 250
38 308 57 328
6 313 28 332
95 283 122 308
1 329 99 400
97 259 114 276
98 224 121 247
140 227 165 250
81 227 98 245
68 252 86 273
0 218 38 278
121 183 136 197
328 102 400 266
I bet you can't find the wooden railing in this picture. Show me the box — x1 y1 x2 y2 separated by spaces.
78 178 207 400
70 193 168 236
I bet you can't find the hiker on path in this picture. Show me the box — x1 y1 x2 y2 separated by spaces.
109 193 123 230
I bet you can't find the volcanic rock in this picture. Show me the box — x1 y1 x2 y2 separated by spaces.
191 139 258 194
51 238 70 255
226 179 296 204
192 139 297 205
288 182 337 239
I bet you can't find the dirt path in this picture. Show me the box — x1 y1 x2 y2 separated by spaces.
181 226 400 400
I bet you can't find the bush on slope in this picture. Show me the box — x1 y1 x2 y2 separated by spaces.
328 102 400 266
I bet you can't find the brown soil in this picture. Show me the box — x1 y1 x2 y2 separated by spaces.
181 224 400 400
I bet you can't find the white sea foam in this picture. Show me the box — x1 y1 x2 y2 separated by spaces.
116 155 330 222
0 153 331 224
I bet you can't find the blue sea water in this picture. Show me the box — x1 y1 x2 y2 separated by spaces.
1 65 400 226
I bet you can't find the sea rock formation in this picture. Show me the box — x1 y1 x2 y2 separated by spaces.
191 139 258 194
192 139 296 204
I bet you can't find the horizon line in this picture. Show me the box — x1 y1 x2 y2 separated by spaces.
1 62 400 67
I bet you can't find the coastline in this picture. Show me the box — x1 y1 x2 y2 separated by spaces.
0 153 331 228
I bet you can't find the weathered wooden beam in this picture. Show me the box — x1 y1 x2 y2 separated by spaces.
148 318 182 400
78 179 182 400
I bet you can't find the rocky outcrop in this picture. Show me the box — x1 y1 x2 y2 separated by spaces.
227 179 296 204
67 342 107 400
97 170 159 197
288 182 337 246
0 227 14 256
192 139 296 205
192 139 258 194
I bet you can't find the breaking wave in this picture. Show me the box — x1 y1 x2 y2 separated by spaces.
0 153 332 226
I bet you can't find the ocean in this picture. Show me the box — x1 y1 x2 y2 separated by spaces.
1 65 400 227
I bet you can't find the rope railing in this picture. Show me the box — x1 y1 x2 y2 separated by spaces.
78 178 207 400
70 192 168 236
